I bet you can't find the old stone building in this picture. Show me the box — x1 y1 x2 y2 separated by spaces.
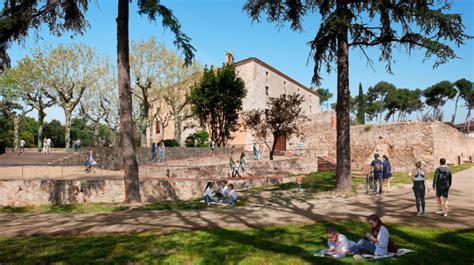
147 55 321 149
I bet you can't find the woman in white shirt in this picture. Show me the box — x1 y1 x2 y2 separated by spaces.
325 227 355 258
226 184 237 205
202 182 216 206
349 214 391 256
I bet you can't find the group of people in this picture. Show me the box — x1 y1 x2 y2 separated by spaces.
202 180 237 206
322 214 398 259
41 137 52 154
409 158 452 217
229 151 248 178
151 142 166 163
369 153 392 194
369 153 453 217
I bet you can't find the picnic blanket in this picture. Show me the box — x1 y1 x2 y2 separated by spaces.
314 248 415 259
360 249 415 259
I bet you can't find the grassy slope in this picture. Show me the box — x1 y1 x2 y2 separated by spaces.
0 222 472 264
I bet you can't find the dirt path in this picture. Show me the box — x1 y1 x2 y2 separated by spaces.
0 167 472 236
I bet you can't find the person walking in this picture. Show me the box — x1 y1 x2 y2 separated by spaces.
370 154 384 194
151 142 157 163
252 143 258 160
46 138 52 154
409 161 430 216
42 137 48 155
239 152 248 177
382 155 392 192
433 158 452 217
158 141 166 163
19 139 26 155
84 148 97 173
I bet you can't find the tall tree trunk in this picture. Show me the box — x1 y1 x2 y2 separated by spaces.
64 110 72 150
465 108 472 134
451 95 460 125
93 122 100 146
37 110 45 151
118 0 141 203
174 114 182 144
139 118 147 147
334 5 352 193
270 133 277 161
13 115 19 152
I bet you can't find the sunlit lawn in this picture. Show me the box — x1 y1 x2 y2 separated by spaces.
0 222 471 264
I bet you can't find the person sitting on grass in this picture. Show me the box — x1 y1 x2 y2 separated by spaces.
295 175 305 192
349 214 398 258
202 182 216 206
324 227 355 258
216 180 229 202
225 184 237 206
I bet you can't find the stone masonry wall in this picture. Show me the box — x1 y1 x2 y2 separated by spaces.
0 176 296 206
301 114 474 172
62 147 242 170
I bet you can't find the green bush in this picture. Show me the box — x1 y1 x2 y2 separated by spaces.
185 130 209 147
162 139 180 147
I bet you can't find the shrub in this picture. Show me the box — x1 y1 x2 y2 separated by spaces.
162 139 180 147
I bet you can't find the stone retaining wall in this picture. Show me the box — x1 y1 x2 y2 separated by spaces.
0 176 295 206
301 113 474 172
62 147 242 170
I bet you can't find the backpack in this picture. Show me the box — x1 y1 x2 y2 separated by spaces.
388 239 400 253
373 159 383 172
437 169 449 189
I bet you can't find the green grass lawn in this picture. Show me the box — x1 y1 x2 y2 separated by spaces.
0 222 472 264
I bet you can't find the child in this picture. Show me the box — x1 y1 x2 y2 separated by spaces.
84 148 97 173
232 160 241 178
295 175 305 192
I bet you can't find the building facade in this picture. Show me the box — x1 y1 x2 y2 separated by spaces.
147 56 320 149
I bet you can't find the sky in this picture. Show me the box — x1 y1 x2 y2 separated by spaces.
9 0 474 124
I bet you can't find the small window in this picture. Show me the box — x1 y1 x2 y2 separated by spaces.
283 81 286 86
265 86 269 96
155 122 161 134
310 105 312 114
265 71 269 77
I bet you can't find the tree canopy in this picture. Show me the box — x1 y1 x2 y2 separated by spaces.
190 64 246 146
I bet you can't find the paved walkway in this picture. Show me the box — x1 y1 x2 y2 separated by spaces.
0 167 473 236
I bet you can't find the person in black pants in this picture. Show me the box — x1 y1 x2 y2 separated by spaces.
409 161 430 216
433 158 452 217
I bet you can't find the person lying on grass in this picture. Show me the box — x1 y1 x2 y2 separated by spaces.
323 227 355 258
349 214 399 258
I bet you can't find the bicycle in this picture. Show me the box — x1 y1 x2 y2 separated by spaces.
365 172 377 194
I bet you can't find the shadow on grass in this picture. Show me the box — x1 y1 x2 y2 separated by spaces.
0 222 471 264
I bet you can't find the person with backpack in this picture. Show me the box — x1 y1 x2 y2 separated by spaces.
382 155 392 192
409 161 430 216
370 154 384 194
433 158 452 217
